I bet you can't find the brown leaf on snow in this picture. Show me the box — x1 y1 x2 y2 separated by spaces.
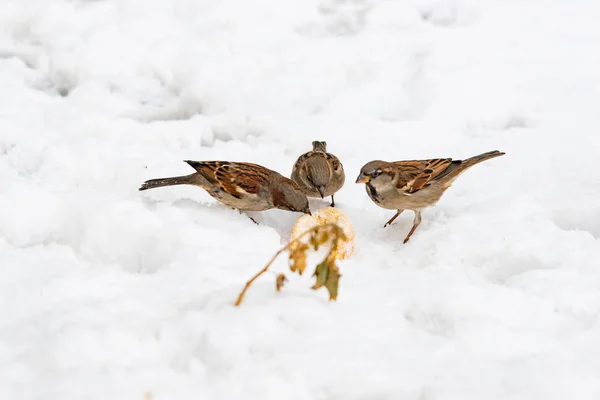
276 273 288 292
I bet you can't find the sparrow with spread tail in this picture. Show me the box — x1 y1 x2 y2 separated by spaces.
139 161 311 221
291 141 345 207
356 150 505 243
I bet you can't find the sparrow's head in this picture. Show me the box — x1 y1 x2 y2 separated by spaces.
274 180 312 215
311 141 327 153
355 161 395 184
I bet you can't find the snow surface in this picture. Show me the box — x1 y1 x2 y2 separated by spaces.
2 0 600 398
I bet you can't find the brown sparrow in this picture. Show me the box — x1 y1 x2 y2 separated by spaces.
356 150 505 243
291 141 345 207
139 161 312 219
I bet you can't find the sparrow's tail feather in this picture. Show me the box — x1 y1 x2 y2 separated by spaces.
437 150 505 186
306 157 331 187
461 150 505 169
139 173 202 191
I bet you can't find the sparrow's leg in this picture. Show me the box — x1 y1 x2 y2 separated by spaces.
383 209 404 228
236 208 259 225
403 211 422 244
330 195 335 207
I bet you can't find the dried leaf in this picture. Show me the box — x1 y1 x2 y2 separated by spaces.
309 226 334 251
311 260 328 290
289 243 308 275
316 229 329 246
276 273 287 292
335 227 347 242
324 262 341 301
236 222 346 307
309 233 320 251
311 258 341 301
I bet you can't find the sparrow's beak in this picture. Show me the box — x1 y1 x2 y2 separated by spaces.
355 175 370 184
317 186 325 199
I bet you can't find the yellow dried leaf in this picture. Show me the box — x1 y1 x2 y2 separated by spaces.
309 233 319 251
289 243 308 275
316 229 330 246
335 226 347 241
275 273 287 292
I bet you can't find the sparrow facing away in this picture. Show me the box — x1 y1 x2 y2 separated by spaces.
356 150 505 243
139 161 311 221
291 141 345 207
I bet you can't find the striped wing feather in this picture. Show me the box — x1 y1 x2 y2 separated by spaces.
394 158 454 193
185 161 272 198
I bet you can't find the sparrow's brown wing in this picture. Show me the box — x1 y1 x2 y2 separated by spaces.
325 153 344 171
293 151 328 190
292 152 311 173
296 152 343 174
394 158 455 193
185 161 272 199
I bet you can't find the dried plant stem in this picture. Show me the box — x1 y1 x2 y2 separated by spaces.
234 224 337 306
234 246 288 306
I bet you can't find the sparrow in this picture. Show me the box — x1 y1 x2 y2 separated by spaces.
291 141 345 207
139 161 312 221
356 150 505 243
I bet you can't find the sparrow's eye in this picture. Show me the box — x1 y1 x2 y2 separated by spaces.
371 170 382 178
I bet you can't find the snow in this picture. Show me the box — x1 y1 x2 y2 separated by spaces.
2 0 600 398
